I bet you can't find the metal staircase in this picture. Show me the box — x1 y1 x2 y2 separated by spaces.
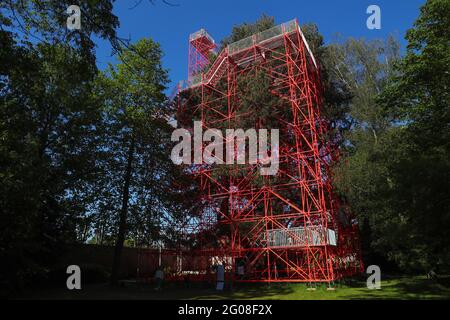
204 48 229 87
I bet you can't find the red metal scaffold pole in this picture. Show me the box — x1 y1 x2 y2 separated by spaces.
173 18 363 283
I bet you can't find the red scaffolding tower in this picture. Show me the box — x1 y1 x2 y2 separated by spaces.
171 18 362 283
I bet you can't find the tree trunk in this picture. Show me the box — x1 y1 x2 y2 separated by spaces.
111 135 135 285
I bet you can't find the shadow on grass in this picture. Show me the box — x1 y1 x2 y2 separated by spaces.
190 283 295 300
18 276 450 300
18 281 295 300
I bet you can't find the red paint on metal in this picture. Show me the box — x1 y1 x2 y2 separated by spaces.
165 19 362 283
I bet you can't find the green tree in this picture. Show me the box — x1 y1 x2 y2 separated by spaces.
376 0 450 271
0 0 119 63
334 0 450 272
220 14 275 49
97 38 194 284
327 36 402 269
0 37 105 290
0 1 119 292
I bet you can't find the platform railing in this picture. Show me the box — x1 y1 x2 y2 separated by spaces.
228 19 297 55
183 19 301 89
189 28 215 44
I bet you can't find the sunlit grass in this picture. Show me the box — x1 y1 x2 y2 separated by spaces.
188 276 450 300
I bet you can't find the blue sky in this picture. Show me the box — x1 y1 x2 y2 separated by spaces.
94 0 426 90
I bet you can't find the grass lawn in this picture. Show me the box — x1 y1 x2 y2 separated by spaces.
20 275 450 300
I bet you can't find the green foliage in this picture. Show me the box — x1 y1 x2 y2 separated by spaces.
220 14 275 49
376 0 450 271
0 33 105 289
329 36 406 270
93 37 185 248
0 0 119 63
335 0 450 272
0 2 188 290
